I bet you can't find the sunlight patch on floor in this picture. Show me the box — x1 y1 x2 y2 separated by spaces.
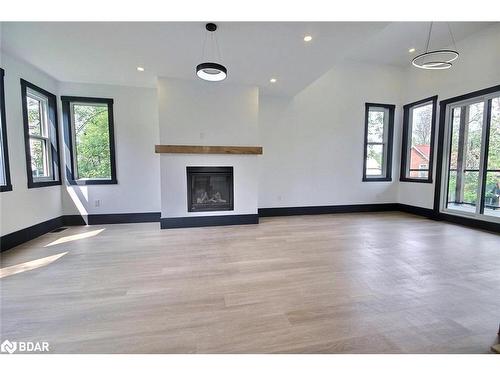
44 229 105 247
0 251 68 279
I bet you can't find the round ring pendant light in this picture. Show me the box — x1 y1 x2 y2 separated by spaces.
412 22 459 70
196 23 227 82
412 49 459 70
196 62 227 81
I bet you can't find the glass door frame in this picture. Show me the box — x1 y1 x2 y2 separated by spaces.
438 89 500 224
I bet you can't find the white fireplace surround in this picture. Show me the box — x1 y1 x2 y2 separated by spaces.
158 77 260 223
160 154 259 219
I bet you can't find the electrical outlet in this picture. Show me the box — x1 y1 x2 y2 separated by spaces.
95 200 101 208
200 132 205 140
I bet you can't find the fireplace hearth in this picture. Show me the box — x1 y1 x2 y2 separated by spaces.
187 167 234 212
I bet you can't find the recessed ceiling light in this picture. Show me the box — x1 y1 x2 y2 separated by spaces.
137 67 145 72
304 35 312 42
408 48 416 53
270 78 277 83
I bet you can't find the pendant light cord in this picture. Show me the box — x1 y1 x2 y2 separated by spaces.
425 21 433 53
214 31 222 62
201 31 208 61
447 22 458 50
200 25 222 63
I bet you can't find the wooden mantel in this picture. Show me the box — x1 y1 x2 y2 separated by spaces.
155 145 263 155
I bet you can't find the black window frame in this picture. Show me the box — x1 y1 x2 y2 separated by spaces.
61 96 117 185
362 103 395 182
400 95 438 184
0 68 12 192
21 79 62 189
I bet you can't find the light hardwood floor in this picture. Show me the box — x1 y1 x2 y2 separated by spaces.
1 212 499 353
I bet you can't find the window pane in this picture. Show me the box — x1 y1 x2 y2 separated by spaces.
409 169 428 179
449 107 461 170
486 97 500 171
73 104 111 179
22 84 58 185
366 144 383 176
465 102 484 170
447 171 480 213
484 97 500 218
446 107 462 209
408 103 432 177
447 170 457 203
484 172 500 217
27 96 42 136
30 138 48 178
367 110 385 143
463 171 480 206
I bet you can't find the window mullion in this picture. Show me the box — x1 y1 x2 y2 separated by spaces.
478 99 492 215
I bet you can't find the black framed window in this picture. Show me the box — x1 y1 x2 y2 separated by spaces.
362 103 395 181
61 96 117 185
21 79 61 188
400 95 438 183
0 68 12 192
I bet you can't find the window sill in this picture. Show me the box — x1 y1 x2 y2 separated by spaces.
28 180 61 189
399 177 433 184
0 184 13 192
68 179 118 186
363 177 392 182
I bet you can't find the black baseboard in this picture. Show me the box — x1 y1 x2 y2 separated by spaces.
397 204 435 218
161 214 259 229
396 204 499 232
61 212 161 225
1 216 64 252
86 212 160 225
259 203 499 233
258 203 398 217
437 212 500 233
62 214 88 226
1 212 161 252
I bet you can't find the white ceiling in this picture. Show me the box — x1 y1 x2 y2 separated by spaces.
1 22 496 96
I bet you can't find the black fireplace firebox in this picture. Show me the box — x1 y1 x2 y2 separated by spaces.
187 167 234 212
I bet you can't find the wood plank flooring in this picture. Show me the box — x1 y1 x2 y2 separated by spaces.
1 212 499 353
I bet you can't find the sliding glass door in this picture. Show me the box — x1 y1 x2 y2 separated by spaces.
441 90 500 223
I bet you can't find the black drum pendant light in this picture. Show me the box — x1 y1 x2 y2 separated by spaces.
196 23 227 81
412 22 459 70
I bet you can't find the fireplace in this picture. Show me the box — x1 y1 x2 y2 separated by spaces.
187 167 234 212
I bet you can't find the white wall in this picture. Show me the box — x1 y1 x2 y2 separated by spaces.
397 24 500 209
0 53 63 235
258 61 404 208
158 78 260 218
59 82 160 216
